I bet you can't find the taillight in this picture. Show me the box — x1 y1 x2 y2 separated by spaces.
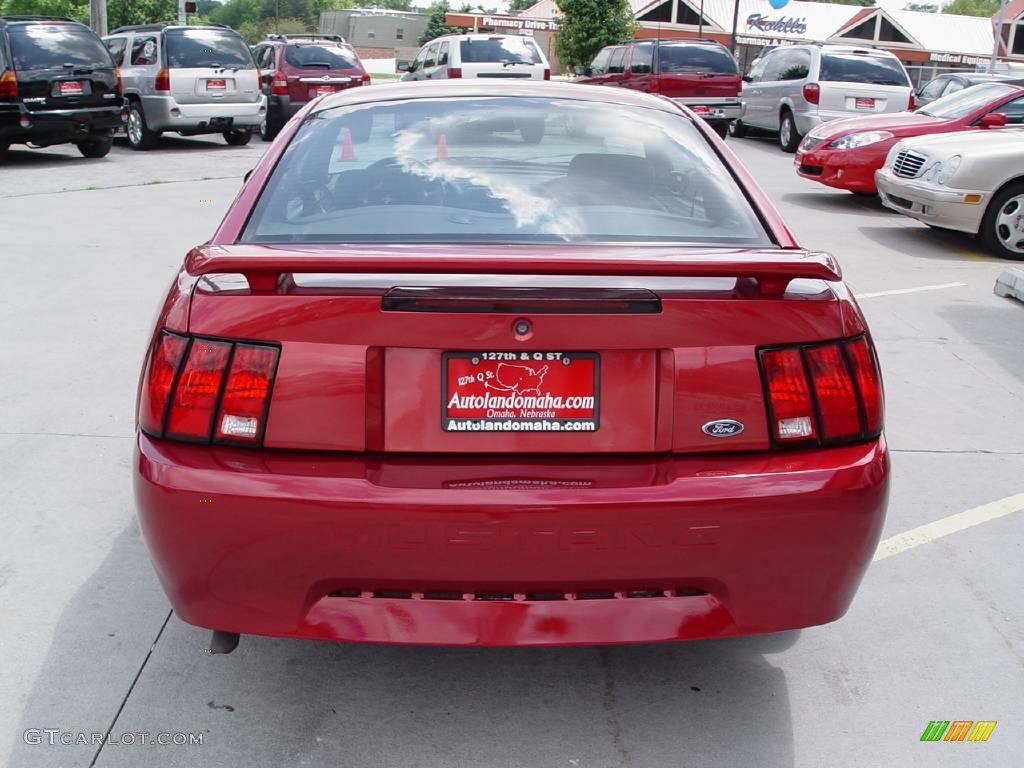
649 78 660 94
271 70 288 95
139 331 279 447
361 72 371 84
0 68 17 99
802 82 820 105
114 67 122 95
447 68 462 79
908 91 917 111
760 335 883 447
543 68 550 81
155 68 170 91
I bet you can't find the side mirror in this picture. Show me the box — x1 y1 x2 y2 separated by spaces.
980 112 1008 128
397 62 411 72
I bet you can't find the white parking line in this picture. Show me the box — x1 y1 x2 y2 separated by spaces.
856 282 967 300
873 493 1024 562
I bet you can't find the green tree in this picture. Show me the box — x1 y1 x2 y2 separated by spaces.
554 0 636 70
106 0 178 30
943 0 1000 16
508 0 536 10
905 2 938 10
419 0 456 46
0 0 88 21
818 0 875 6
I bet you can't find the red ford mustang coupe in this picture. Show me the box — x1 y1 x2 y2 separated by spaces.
795 82 1024 195
134 81 889 651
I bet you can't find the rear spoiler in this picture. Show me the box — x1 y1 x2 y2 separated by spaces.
185 245 841 297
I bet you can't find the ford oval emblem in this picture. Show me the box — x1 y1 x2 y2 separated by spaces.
702 419 745 437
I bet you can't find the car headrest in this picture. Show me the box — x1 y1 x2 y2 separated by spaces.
568 153 654 193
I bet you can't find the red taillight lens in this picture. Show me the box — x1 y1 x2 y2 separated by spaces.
649 78 660 94
761 347 816 443
166 339 232 440
543 68 550 81
0 69 17 99
139 332 279 447
155 68 170 91
802 82 820 105
447 68 462 79
139 332 188 436
908 91 917 111
361 72 371 84
271 70 288 95
760 335 883 447
845 336 884 435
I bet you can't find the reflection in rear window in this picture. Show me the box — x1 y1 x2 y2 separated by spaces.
658 44 737 75
285 44 359 70
8 24 112 70
459 37 541 64
820 54 908 86
166 29 253 69
241 96 770 247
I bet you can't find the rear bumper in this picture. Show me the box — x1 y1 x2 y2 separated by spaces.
794 144 889 194
135 434 889 646
141 94 266 132
0 102 124 143
671 98 741 122
875 169 988 234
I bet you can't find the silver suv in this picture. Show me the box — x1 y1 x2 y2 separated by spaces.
103 23 265 150
732 44 913 152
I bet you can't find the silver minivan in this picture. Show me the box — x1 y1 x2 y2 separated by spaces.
103 23 265 150
400 33 550 82
733 44 913 152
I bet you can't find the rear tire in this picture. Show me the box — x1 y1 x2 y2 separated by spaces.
260 113 278 142
778 111 802 153
711 121 729 139
0 143 8 162
76 136 113 158
980 181 1024 261
126 101 159 150
223 129 252 146
728 119 746 138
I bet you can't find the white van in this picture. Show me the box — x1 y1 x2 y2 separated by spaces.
400 33 550 81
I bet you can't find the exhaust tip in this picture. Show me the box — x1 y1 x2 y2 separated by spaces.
209 630 240 654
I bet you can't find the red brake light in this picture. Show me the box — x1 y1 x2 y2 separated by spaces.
447 68 462 79
0 69 17 99
802 82 820 105
139 332 279 447
215 345 279 443
139 332 188 436
649 77 660 94
361 72 371 83
155 68 170 92
271 70 288 95
543 68 550 80
908 91 917 111
760 335 883 447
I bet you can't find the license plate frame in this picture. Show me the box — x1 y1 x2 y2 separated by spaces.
312 85 336 97
855 97 876 110
206 79 227 91
58 81 84 96
441 351 600 432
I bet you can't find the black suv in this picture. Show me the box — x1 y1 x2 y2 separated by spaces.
0 16 124 161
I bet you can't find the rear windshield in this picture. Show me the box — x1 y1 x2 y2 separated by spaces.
285 44 359 70
918 82 1016 119
820 53 909 87
7 24 112 71
658 44 737 75
166 29 253 69
459 37 542 64
241 96 770 246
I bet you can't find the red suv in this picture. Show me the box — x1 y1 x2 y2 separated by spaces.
574 39 741 137
252 33 368 141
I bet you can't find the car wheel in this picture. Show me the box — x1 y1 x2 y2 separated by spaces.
126 102 159 150
76 136 113 158
519 119 545 144
728 119 746 138
778 111 801 153
260 112 279 142
223 129 253 147
980 182 1024 261
0 142 8 162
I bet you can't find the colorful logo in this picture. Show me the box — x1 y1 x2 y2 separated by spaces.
920 721 997 742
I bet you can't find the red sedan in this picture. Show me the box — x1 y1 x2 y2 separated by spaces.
795 82 1024 194
134 81 888 650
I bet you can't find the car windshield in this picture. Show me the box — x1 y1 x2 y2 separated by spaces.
285 44 359 70
166 29 253 69
658 44 737 75
241 96 770 246
7 24 112 70
918 82 1017 118
820 53 909 86
459 37 541 64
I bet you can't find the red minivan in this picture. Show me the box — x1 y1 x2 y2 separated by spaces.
574 39 741 137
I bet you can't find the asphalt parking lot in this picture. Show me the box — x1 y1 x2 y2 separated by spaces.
1 127 1022 768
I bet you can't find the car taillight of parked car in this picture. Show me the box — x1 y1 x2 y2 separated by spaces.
155 68 170 92
543 68 550 80
759 335 883 446
802 82 820 105
139 331 279 446
361 72 371 84
0 69 17 100
447 68 462 79
271 70 288 95
908 91 917 110
114 67 123 95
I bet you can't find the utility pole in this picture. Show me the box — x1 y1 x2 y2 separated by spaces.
89 0 107 37
990 0 1008 74
179 0 187 26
